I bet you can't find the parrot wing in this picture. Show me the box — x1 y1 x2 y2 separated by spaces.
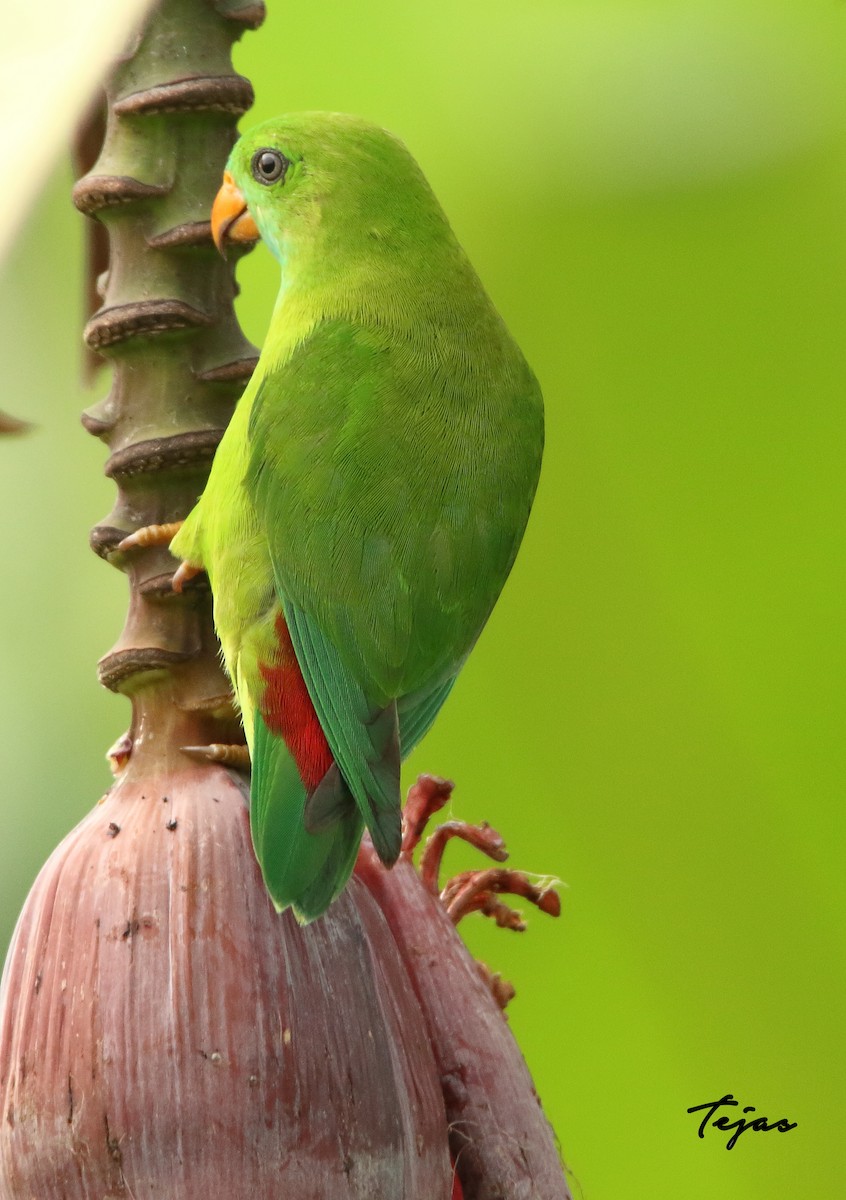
397 676 457 757
282 597 401 864
246 318 536 692
246 318 538 859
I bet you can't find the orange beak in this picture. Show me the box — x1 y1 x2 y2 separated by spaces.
211 171 260 253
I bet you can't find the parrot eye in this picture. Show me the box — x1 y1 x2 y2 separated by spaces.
251 149 289 185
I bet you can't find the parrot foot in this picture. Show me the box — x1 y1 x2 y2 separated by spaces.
181 743 251 771
171 560 203 593
116 521 184 552
106 731 133 776
115 522 203 593
476 960 517 1010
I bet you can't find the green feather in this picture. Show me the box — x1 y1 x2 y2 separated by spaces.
170 112 544 921
397 677 457 757
250 713 364 922
284 599 402 865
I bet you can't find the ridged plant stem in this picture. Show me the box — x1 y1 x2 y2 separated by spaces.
73 0 264 775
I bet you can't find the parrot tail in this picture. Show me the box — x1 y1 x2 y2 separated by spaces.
250 713 364 923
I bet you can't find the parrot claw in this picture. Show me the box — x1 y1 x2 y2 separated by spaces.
115 521 184 554
181 743 251 770
172 560 204 593
114 522 203 592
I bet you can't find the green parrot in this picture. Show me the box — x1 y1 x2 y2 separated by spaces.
169 112 543 922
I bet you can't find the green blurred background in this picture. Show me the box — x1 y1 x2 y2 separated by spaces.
1 0 843 1195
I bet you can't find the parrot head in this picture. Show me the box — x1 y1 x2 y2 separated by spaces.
210 112 447 265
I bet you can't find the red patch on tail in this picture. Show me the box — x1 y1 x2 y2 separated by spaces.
258 611 334 792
